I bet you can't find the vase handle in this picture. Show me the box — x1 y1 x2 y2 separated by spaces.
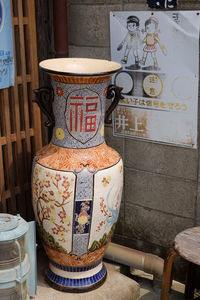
33 87 55 128
105 84 124 124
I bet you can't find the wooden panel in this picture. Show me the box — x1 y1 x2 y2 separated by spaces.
35 0 54 145
0 0 42 219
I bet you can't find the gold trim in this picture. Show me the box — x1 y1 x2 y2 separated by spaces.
49 74 111 84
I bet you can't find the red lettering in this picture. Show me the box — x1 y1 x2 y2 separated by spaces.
70 96 84 100
86 96 99 100
80 110 83 132
70 102 83 132
85 116 96 132
86 102 97 112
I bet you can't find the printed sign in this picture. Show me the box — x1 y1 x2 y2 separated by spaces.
0 0 14 89
110 11 200 148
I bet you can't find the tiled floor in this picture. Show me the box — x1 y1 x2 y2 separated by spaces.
34 249 186 300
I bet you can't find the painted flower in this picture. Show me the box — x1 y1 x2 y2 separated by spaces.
40 178 50 189
32 182 38 195
57 225 65 232
49 216 56 223
46 172 55 180
43 208 51 219
48 190 55 201
62 179 70 189
56 86 64 97
52 227 59 235
56 189 64 198
55 174 61 181
56 128 65 140
39 178 46 188
96 220 106 232
44 180 50 188
50 204 56 215
63 190 70 199
41 190 48 199
58 210 66 219
35 167 42 176
100 201 104 208
102 176 111 187
58 231 66 240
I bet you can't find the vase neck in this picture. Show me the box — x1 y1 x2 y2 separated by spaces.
51 79 109 149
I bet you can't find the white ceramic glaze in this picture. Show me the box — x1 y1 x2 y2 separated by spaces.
39 58 122 76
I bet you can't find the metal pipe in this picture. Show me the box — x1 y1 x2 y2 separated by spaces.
53 0 68 58
105 242 164 278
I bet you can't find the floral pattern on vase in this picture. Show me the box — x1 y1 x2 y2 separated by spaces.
32 164 75 253
89 159 123 249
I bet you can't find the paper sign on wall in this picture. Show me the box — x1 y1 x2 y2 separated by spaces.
110 11 200 148
0 0 14 89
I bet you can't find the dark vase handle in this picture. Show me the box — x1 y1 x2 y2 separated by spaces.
105 84 124 124
33 87 55 128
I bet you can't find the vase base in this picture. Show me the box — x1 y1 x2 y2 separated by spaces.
45 261 107 293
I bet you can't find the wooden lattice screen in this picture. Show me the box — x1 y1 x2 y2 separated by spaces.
0 0 42 220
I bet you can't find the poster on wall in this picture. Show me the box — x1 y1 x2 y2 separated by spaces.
110 11 200 148
0 0 14 89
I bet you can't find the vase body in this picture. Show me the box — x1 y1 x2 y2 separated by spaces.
32 58 123 292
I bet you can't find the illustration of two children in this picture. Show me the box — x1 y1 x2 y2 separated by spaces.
117 15 167 70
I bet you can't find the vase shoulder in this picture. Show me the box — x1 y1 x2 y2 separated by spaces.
35 142 120 171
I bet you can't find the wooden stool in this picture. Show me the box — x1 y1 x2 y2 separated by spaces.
160 226 200 300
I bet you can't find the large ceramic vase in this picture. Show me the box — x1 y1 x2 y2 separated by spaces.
32 58 123 292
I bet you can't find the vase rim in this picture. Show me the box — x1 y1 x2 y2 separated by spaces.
39 58 122 77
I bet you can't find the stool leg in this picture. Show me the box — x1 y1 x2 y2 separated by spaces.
160 248 179 300
185 262 196 299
